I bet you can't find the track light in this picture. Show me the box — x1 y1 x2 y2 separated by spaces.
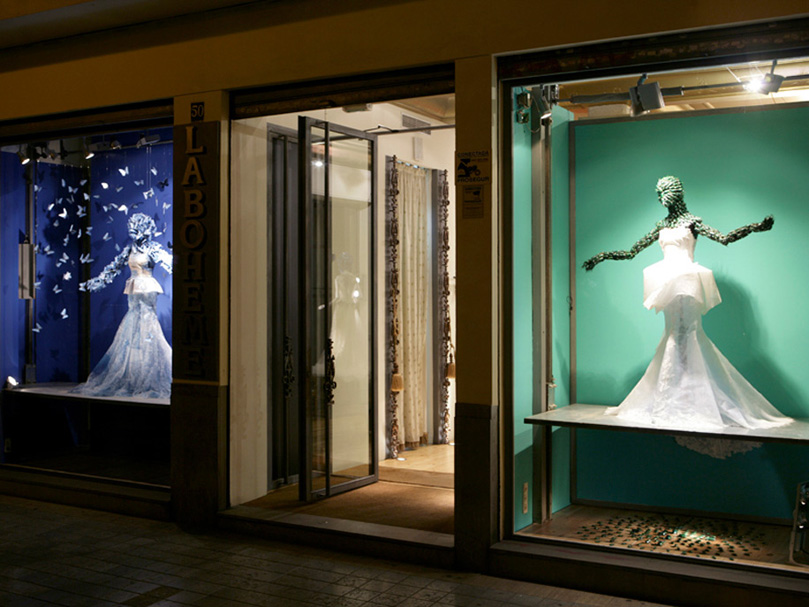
83 139 94 160
515 90 531 124
744 60 784 94
537 86 557 120
629 74 665 116
136 134 160 148
17 146 30 165
110 140 122 150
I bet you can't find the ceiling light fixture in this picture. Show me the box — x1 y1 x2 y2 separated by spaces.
629 74 665 116
136 133 161 148
17 146 30 165
744 60 784 94
537 85 558 120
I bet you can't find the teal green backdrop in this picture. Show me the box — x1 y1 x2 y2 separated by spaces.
572 106 809 520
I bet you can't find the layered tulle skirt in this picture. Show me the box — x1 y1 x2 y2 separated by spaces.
606 261 790 431
73 292 171 399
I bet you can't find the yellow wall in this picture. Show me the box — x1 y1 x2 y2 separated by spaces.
0 0 807 121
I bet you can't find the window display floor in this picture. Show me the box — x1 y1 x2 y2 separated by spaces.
525 404 809 444
7 382 170 407
519 504 805 573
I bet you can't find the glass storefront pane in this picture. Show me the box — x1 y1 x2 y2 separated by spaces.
511 57 809 570
0 127 173 484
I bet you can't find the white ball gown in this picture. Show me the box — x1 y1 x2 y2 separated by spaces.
604 226 791 431
73 250 172 399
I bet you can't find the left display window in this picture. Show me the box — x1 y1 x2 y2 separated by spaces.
0 127 173 485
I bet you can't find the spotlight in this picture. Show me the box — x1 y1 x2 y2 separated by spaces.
110 140 122 150
17 147 30 165
629 74 665 116
83 139 94 160
537 89 553 120
136 134 160 148
5 376 19 388
745 72 784 94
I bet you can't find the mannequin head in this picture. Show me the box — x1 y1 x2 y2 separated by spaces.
128 213 156 244
656 176 685 210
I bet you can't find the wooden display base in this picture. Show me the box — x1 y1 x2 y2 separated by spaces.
520 504 807 572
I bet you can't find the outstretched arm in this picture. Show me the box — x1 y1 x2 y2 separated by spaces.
80 245 131 292
695 215 773 246
582 225 662 271
149 242 173 275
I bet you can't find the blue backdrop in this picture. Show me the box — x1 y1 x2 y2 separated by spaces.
0 128 173 385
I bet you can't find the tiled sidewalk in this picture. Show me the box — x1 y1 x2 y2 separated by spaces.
0 495 666 607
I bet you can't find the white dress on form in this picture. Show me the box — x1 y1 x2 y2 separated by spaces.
604 226 791 431
73 250 172 399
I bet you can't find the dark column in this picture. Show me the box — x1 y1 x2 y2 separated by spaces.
455 402 499 570
171 93 229 530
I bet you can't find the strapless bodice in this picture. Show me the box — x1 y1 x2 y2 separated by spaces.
642 225 719 314
659 226 696 264
124 250 163 294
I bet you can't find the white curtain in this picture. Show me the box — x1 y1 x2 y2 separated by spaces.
398 164 429 448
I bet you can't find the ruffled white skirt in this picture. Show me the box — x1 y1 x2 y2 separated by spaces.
73 292 172 399
606 261 790 431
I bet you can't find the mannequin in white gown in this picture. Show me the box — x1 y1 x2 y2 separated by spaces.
582 176 791 432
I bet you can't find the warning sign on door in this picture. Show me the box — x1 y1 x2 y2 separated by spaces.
462 185 485 219
456 150 491 184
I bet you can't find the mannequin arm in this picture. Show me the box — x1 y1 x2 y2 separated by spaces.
582 225 661 271
696 215 773 245
150 242 174 275
80 245 130 291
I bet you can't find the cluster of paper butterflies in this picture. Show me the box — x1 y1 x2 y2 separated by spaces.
29 159 171 333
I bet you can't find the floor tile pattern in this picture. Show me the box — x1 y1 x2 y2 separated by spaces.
0 495 668 607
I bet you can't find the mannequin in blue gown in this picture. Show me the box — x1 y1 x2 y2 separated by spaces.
73 213 172 399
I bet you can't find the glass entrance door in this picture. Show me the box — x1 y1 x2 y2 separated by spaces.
299 117 377 500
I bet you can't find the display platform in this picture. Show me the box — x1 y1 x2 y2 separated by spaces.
519 504 806 572
6 383 170 407
525 404 809 445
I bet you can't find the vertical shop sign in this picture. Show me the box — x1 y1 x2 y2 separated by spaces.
173 122 220 382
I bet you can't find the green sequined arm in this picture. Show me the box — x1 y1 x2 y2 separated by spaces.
582 224 662 271
695 215 774 246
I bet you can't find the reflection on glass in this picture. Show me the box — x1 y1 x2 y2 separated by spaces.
329 136 372 484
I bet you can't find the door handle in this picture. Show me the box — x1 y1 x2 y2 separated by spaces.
283 336 295 399
324 337 337 406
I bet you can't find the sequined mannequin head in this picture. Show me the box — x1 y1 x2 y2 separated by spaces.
656 176 685 212
128 213 156 244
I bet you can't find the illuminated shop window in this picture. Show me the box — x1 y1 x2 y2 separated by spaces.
511 58 809 569
0 127 173 484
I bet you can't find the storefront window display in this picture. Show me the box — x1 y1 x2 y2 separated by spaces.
510 57 809 571
0 127 173 485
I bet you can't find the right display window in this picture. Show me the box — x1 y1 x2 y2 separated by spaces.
511 56 809 570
